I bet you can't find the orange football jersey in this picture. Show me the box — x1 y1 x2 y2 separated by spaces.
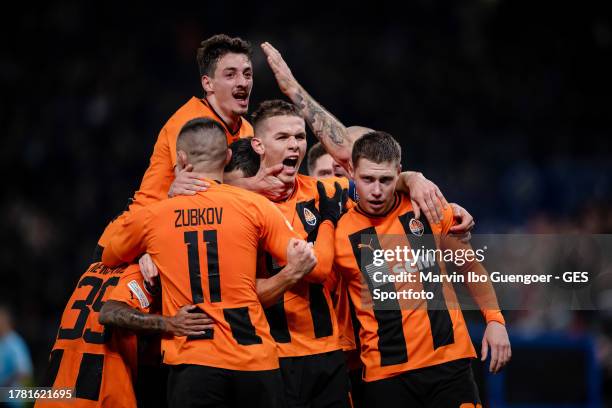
36 263 151 408
131 97 253 211
334 192 504 382
103 181 315 371
325 269 357 353
260 175 350 358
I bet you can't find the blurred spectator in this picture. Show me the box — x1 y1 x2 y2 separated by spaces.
0 304 33 391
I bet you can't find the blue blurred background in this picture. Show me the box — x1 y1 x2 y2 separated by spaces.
1 1 611 406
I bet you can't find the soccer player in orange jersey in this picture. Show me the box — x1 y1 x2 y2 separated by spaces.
102 34 290 287
35 220 209 408
333 132 511 407
248 100 353 407
102 118 340 408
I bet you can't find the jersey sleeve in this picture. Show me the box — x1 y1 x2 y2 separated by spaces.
108 265 154 313
439 205 455 235
102 208 152 266
130 127 175 210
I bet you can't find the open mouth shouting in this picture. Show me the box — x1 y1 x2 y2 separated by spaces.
232 88 250 108
281 155 299 175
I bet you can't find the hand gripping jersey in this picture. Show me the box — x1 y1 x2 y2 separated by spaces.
103 181 311 371
36 264 153 408
130 97 253 211
260 174 351 358
333 192 504 382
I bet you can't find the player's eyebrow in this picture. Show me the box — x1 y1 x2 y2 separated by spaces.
274 131 293 138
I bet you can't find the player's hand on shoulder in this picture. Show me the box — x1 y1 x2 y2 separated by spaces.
406 172 448 225
166 305 214 337
449 203 475 242
261 42 300 99
168 163 210 198
481 321 511 374
317 181 343 226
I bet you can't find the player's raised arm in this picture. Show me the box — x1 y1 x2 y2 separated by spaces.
261 42 353 171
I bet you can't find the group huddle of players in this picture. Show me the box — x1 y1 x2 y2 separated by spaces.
36 34 511 408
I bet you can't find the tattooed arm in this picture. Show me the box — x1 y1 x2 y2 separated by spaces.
99 300 214 336
261 42 454 223
261 42 353 172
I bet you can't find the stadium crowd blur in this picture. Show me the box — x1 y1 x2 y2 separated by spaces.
2 1 611 405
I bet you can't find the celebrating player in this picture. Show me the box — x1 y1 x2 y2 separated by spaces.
102 118 339 407
262 42 459 227
333 132 511 407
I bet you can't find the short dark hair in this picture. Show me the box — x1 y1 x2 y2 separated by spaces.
197 34 252 77
352 131 401 168
177 118 228 169
307 142 329 175
251 99 302 131
224 137 260 178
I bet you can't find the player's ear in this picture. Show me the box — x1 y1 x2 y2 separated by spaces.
201 75 214 94
348 161 355 179
224 148 232 167
251 137 265 155
176 150 188 170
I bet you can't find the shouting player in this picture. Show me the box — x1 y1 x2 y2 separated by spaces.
333 132 511 407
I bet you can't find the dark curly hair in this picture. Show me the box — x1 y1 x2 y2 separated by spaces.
196 34 252 77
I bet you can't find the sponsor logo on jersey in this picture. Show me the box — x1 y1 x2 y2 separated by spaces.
409 218 424 236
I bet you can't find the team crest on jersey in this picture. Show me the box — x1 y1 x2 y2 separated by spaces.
409 218 424 236
303 208 317 226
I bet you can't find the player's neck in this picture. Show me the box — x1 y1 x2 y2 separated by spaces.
205 96 240 132
191 167 224 185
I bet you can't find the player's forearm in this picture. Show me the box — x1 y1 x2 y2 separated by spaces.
256 267 300 308
464 262 505 324
395 171 422 194
303 220 335 283
448 239 505 324
289 85 352 170
99 300 168 332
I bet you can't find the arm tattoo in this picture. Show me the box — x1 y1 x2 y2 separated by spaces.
294 88 347 147
101 300 167 332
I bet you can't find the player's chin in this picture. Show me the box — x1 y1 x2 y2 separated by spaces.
232 99 250 115
278 172 297 185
